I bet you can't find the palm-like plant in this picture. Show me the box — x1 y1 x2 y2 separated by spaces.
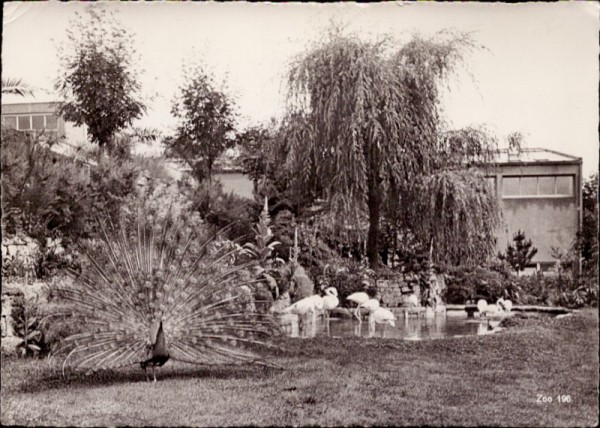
2 77 34 97
244 198 283 298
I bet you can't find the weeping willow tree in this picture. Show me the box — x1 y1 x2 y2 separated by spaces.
284 29 500 268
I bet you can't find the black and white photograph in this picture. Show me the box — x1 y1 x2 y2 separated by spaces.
1 1 598 426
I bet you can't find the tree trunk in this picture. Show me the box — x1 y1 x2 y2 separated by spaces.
366 169 382 269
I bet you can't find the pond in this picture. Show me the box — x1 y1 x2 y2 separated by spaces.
281 310 508 340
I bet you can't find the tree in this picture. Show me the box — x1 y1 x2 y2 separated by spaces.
284 29 499 268
238 120 294 200
167 64 237 183
577 173 598 277
55 7 145 151
400 126 500 266
498 229 538 274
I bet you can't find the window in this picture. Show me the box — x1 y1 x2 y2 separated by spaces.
45 115 58 129
538 176 555 194
18 115 31 130
502 177 520 196
520 177 537 195
1 116 17 129
502 175 574 198
2 113 60 135
556 176 573 196
32 115 45 130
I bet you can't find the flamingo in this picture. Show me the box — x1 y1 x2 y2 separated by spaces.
359 298 381 323
368 307 396 338
360 298 380 312
477 299 488 317
407 294 419 308
497 298 512 313
283 294 324 337
405 293 420 319
347 292 370 322
478 298 502 318
322 287 339 334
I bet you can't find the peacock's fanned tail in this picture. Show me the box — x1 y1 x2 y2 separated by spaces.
49 214 282 374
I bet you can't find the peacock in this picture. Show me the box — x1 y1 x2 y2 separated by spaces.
48 213 281 381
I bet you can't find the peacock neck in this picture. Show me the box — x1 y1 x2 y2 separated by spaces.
153 321 169 357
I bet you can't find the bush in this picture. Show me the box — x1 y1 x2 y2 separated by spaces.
316 261 376 307
2 129 139 279
552 276 598 309
33 242 81 279
439 256 598 308
443 265 507 304
289 265 315 301
11 294 44 357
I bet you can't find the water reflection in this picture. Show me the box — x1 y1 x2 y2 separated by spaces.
283 310 503 340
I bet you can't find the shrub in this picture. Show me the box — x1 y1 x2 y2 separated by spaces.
443 265 507 304
290 265 315 301
33 241 81 279
513 274 552 305
1 129 139 279
553 275 598 309
498 229 538 274
11 294 44 357
316 261 376 307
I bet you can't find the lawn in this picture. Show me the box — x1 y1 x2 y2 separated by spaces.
1 309 598 427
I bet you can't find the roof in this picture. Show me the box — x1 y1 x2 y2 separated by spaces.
494 148 581 164
1 91 61 105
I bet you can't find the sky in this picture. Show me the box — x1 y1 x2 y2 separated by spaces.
2 1 599 176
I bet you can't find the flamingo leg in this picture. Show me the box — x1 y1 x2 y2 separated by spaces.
355 322 362 337
326 310 330 336
152 366 157 382
367 315 375 338
144 367 149 382
355 306 362 323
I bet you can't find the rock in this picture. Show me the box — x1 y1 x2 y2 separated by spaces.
1 336 22 355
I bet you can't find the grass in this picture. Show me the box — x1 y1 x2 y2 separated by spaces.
1 309 598 427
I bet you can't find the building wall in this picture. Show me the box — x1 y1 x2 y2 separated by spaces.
489 160 582 268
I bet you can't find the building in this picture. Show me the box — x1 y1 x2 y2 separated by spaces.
1 94 91 159
1 94 162 159
487 148 582 272
1 94 88 141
